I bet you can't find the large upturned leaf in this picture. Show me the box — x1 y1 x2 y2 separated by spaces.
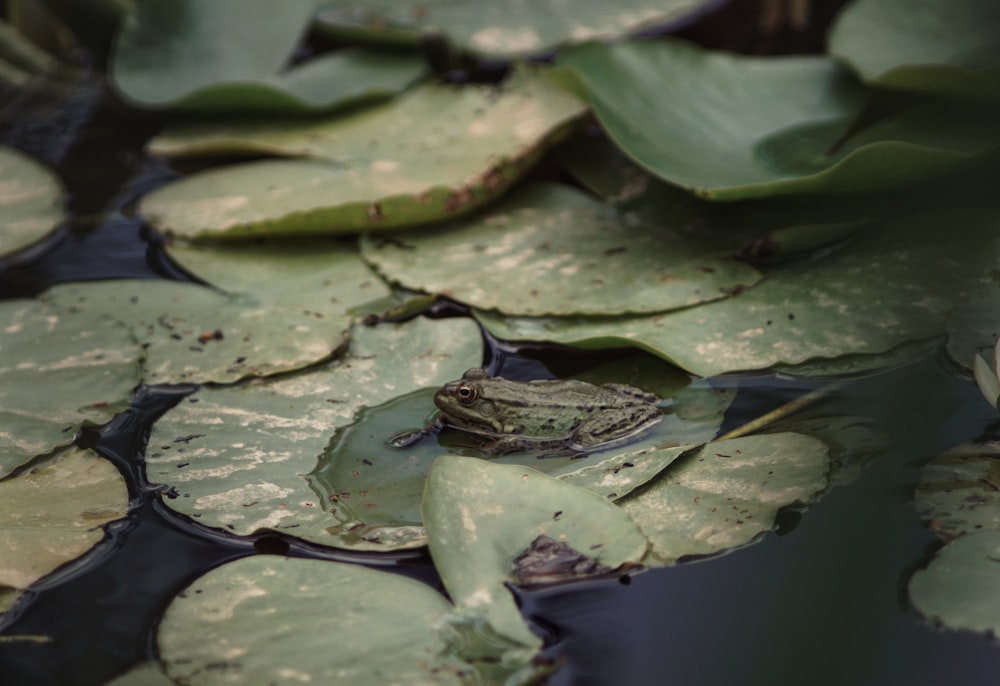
360 182 762 316
0 448 128 614
145 317 482 550
0 299 140 478
423 455 648 647
828 0 1000 101
141 69 586 238
557 39 997 200
315 0 717 58
111 0 424 112
620 433 829 564
476 210 1000 376
157 556 478 685
0 145 64 259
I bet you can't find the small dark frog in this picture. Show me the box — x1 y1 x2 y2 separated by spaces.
430 368 662 456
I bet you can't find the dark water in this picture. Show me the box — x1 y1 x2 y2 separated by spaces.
3 81 1000 686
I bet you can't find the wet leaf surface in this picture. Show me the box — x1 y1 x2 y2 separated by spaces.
0 146 64 259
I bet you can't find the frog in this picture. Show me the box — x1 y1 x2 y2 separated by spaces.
430 368 662 456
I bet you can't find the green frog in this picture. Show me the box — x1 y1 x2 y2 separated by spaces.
430 368 662 455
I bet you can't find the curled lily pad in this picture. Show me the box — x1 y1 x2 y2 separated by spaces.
315 0 719 58
0 145 64 259
0 448 128 614
141 69 586 238
828 0 1000 101
111 0 424 112
360 182 762 316
146 317 482 550
158 556 479 685
620 433 829 564
0 299 140 478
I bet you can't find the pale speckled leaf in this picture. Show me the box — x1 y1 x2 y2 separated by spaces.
909 531 1000 636
775 337 944 379
0 448 128 615
761 416 887 487
141 69 586 238
476 211 1000 376
620 433 829 564
915 439 1000 539
360 182 762 316
158 556 474 686
147 317 482 550
0 146 64 259
0 300 140 478
422 455 648 647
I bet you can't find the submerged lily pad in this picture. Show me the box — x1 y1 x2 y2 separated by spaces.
141 69 586 238
476 210 1000 376
558 39 996 200
620 433 829 564
422 455 648 647
360 182 762 316
828 0 1000 101
315 0 718 58
0 299 140 478
146 317 482 550
158 555 478 685
0 145 64 259
0 448 128 614
112 0 424 111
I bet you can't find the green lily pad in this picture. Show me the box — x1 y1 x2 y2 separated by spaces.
915 439 1000 539
909 530 1000 636
158 555 477 685
0 299 140 478
141 69 586 238
360 182 762 316
0 448 128 615
476 210 1000 376
775 336 945 379
315 0 717 58
422 455 648 646
0 145 64 259
111 0 424 111
759 416 887 487
828 0 1000 101
620 433 829 564
146 317 482 550
558 39 997 200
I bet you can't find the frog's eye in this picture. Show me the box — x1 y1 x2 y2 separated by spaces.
456 384 477 404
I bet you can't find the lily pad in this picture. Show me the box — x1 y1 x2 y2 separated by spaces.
158 555 477 685
0 448 128 615
828 0 1000 101
915 438 1000 539
141 69 586 238
0 299 140 478
476 210 1000 376
620 433 829 564
422 455 648 646
0 145 64 259
315 0 718 58
111 0 424 111
558 39 997 200
360 182 762 316
944 252 1000 370
145 317 482 550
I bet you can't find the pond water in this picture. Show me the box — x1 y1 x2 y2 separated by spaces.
3 77 1000 686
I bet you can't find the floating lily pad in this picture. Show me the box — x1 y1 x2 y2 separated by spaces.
620 433 829 564
828 0 1000 101
422 455 648 646
0 299 140 478
775 336 944 379
0 448 128 615
476 210 1000 376
111 0 424 111
360 182 762 316
915 439 1000 539
158 555 478 685
141 69 586 238
558 39 997 200
760 416 887 487
0 145 64 259
315 0 717 58
146 317 482 550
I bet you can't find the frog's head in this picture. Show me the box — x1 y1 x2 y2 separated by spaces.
433 368 502 432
